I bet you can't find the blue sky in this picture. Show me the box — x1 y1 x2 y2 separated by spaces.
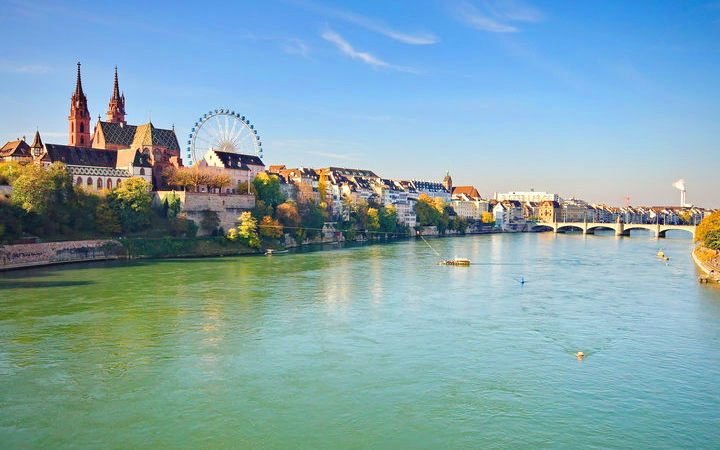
1 0 719 207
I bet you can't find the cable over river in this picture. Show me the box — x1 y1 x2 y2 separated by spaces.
1 232 719 448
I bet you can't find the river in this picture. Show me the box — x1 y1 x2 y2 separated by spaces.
1 232 719 448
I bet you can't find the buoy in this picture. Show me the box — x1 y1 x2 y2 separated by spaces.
520 276 525 285
576 351 585 360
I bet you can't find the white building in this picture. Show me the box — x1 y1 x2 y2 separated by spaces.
393 201 417 228
493 200 526 232
197 149 265 193
495 191 561 203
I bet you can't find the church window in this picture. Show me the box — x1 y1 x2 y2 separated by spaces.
97 178 102 189
72 123 74 132
87 177 92 186
117 179 122 187
107 179 113 190
140 168 145 175
80 123 84 133
80 136 84 145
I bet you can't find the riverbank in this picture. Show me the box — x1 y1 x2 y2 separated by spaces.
693 246 720 283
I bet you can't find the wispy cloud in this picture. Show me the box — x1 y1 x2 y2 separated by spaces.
281 38 311 59
451 0 543 33
321 29 421 73
294 0 438 44
0 62 50 74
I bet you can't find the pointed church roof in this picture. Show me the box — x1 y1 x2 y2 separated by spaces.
74 62 84 98
131 121 180 150
111 66 121 101
30 130 43 149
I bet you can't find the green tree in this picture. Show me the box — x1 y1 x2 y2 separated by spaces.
253 173 285 207
166 193 182 218
301 202 325 238
0 161 24 185
95 202 121 235
169 214 198 237
106 177 153 232
414 194 440 226
379 205 398 233
12 163 77 234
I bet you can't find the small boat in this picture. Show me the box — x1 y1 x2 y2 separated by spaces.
438 258 471 266
657 250 665 258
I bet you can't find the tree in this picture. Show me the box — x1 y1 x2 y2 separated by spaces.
481 212 495 225
696 210 720 250
379 205 398 233
0 161 24 185
453 216 468 234
106 177 153 232
227 211 260 248
166 193 182 218
253 173 285 207
169 214 198 237
414 194 440 226
297 182 315 206
200 209 220 232
367 207 381 231
301 202 325 238
12 162 77 234
351 198 370 230
95 203 121 235
258 215 283 239
276 201 300 231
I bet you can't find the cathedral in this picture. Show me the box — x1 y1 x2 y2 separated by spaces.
36 63 183 190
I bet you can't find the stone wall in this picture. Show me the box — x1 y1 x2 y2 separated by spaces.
0 240 123 270
154 191 255 235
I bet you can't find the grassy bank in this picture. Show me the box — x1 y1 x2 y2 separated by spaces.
120 236 260 259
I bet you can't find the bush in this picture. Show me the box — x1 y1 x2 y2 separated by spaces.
696 210 720 249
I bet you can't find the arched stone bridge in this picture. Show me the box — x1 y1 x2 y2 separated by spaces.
531 221 696 239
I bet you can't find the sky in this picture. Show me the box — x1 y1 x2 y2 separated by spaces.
1 0 719 207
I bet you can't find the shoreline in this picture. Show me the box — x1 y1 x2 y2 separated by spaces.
692 246 720 283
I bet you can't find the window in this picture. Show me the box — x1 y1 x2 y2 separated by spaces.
80 123 84 133
107 179 112 190
76 177 82 185
139 168 145 175
80 136 84 145
117 179 122 187
97 178 102 189
72 123 74 132
87 177 92 186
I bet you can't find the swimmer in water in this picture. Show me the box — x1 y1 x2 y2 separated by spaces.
576 351 585 360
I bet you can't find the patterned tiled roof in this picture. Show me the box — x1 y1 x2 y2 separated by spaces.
0 140 30 158
44 144 118 168
131 122 180 151
99 121 137 146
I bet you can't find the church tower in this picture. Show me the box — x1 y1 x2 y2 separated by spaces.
68 62 91 147
106 67 126 124
442 170 453 192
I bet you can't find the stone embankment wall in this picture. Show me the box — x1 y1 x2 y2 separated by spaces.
0 240 124 271
154 191 255 235
693 246 720 283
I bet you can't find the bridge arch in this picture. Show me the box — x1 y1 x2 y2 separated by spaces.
586 225 616 235
556 225 584 233
530 224 554 232
658 227 694 239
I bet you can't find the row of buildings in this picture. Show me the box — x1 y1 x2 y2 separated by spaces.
1 63 714 234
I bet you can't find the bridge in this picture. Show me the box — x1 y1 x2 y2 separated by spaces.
530 219 696 239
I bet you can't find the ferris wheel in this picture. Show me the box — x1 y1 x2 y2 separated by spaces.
186 109 263 165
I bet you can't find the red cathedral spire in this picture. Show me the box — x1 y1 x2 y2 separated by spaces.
69 62 91 147
107 66 126 124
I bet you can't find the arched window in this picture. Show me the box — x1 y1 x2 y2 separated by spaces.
80 123 84 133
72 123 74 132
107 179 112 190
76 177 82 185
139 168 145 175
86 177 92 186
97 178 102 189
117 179 122 187
80 136 84 145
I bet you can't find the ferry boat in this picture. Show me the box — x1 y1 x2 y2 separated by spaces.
438 258 471 266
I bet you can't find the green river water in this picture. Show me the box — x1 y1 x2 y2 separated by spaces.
1 232 720 448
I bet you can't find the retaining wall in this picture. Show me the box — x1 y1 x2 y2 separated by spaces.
0 240 124 271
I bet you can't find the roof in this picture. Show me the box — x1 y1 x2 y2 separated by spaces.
44 144 117 168
98 121 137 146
131 122 180 151
211 150 264 169
451 186 480 199
0 140 30 158
268 165 286 173
30 131 43 149
325 167 379 178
